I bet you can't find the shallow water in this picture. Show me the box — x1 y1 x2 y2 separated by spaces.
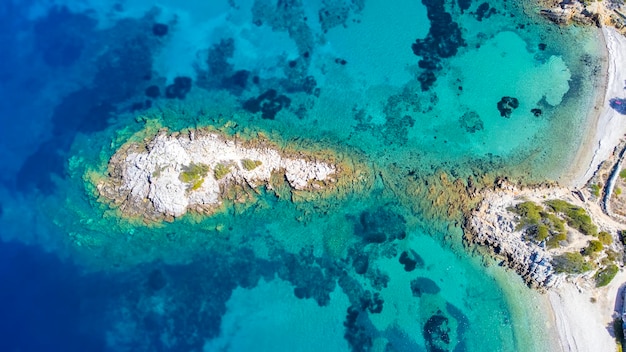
0 0 605 351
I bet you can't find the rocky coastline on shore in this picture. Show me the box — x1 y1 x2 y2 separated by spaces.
538 0 626 34
463 12 626 349
464 178 625 291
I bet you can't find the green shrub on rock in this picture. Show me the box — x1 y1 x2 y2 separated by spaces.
512 201 542 229
595 264 619 287
214 163 231 180
536 225 549 241
544 200 597 236
552 252 593 274
510 201 567 248
582 240 603 256
591 183 601 197
179 163 210 191
598 231 613 246
190 178 204 191
242 159 262 171
545 231 567 249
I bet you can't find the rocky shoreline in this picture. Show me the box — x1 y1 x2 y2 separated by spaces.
465 180 561 291
465 176 626 291
95 126 367 223
537 0 626 34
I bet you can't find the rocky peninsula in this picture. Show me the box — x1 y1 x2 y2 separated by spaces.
96 126 366 222
465 179 624 290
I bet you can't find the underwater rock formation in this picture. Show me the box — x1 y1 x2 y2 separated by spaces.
496 96 519 118
458 110 484 133
152 23 168 37
423 310 451 352
399 250 424 272
165 76 192 99
412 0 466 90
243 89 292 120
410 277 441 297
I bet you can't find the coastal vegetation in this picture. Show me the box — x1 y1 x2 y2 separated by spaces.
179 163 210 191
544 199 597 237
552 252 593 274
214 163 231 180
510 201 566 248
591 183 601 197
598 231 613 245
595 264 619 287
242 159 262 171
582 240 603 256
509 199 622 284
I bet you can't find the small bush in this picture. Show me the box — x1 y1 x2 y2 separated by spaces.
190 178 204 191
620 169 626 180
605 249 621 263
536 225 549 241
582 240 604 256
214 163 231 180
591 183 601 197
546 231 567 249
545 199 571 213
512 201 567 247
552 252 593 274
595 264 619 287
545 200 597 236
179 163 210 183
616 187 622 197
512 201 543 229
598 231 613 245
242 159 262 171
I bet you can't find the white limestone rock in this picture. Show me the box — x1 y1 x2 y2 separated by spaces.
99 129 340 220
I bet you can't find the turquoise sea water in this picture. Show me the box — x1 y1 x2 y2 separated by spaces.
0 0 605 351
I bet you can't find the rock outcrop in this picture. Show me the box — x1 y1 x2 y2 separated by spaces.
96 127 356 222
465 181 559 290
537 0 626 34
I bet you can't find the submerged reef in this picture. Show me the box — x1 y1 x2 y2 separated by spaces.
412 0 466 90
94 123 370 223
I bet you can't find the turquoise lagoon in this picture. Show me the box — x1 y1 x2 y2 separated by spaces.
0 0 606 351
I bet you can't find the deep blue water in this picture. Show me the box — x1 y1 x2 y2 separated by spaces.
0 242 107 351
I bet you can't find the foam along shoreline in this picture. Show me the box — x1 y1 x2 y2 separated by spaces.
564 27 626 189
543 28 626 352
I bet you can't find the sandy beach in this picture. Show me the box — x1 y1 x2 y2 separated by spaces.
548 27 626 352
549 271 626 352
565 27 626 189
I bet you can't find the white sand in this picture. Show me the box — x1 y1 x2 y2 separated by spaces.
549 271 626 352
548 27 626 352
566 27 626 189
